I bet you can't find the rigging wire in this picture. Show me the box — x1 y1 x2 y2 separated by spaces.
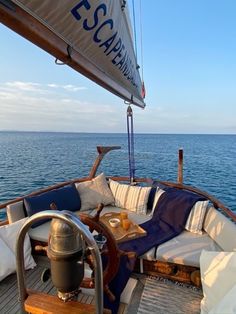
127 105 135 184
139 0 144 81
131 0 138 59
131 0 145 98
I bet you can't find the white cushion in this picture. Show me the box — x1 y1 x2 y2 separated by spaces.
209 284 236 314
75 173 114 211
6 200 25 223
200 251 236 314
185 200 209 234
109 180 151 214
28 220 52 242
149 188 165 216
0 238 16 281
0 218 36 270
153 231 221 267
28 205 151 244
203 206 236 251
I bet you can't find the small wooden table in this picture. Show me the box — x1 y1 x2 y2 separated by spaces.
100 212 147 243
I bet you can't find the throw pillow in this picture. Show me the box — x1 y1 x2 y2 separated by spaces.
200 250 236 314
0 238 16 281
75 173 114 211
24 184 81 227
0 218 36 270
109 180 151 214
109 179 130 208
185 200 209 234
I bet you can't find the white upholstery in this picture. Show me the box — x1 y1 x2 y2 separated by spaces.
6 200 25 223
0 238 16 281
27 206 151 243
203 206 236 251
200 251 236 314
0 218 36 270
141 231 221 267
28 220 51 242
6 199 236 270
28 210 85 242
208 284 236 314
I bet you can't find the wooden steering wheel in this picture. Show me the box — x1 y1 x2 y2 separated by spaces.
78 210 120 301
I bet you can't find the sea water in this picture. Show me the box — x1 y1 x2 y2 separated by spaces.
0 132 235 212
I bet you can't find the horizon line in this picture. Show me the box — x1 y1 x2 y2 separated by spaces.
0 130 235 136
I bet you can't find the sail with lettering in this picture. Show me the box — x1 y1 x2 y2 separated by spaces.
0 0 145 108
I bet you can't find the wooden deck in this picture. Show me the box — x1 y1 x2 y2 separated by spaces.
0 256 128 314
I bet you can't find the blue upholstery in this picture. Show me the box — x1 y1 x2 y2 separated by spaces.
24 184 81 227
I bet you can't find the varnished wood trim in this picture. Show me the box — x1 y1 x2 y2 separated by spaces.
0 219 8 226
135 259 200 287
25 290 111 314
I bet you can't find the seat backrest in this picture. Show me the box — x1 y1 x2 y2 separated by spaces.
203 206 236 252
6 201 25 223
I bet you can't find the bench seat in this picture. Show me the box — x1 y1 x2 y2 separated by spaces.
7 201 234 269
141 230 221 267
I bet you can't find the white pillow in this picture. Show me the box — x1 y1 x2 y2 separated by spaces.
200 250 236 314
109 179 129 208
0 218 36 270
149 188 165 216
185 200 209 234
0 238 16 281
75 173 114 211
109 180 151 214
209 284 236 314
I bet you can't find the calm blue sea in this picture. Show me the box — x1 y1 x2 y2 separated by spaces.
0 132 235 213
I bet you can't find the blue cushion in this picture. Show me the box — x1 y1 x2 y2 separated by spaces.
53 184 81 212
24 184 81 228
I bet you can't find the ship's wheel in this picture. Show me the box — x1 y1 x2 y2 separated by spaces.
79 209 120 301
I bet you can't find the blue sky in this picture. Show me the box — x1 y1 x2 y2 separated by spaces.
0 0 235 134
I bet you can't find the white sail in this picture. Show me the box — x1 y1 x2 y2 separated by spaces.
2 0 145 108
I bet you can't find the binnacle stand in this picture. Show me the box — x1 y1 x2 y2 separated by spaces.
16 210 105 314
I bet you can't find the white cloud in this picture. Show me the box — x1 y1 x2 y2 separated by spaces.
5 81 41 92
62 84 87 92
47 83 87 92
0 80 123 132
47 83 58 88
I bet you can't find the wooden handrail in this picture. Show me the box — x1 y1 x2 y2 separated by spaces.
0 176 235 224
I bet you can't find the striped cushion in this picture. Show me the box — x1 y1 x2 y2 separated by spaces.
185 200 209 234
109 180 151 214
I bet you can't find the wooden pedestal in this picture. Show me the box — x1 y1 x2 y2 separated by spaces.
24 291 111 314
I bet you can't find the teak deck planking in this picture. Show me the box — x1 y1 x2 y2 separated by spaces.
0 257 126 314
